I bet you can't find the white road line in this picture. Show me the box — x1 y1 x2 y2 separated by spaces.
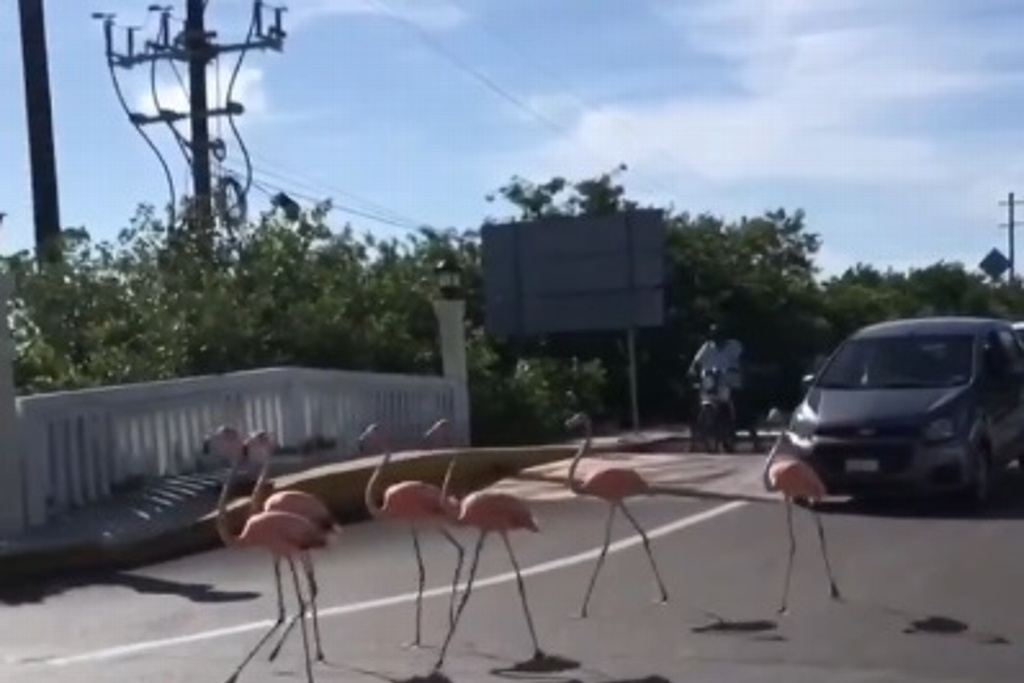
45 500 748 667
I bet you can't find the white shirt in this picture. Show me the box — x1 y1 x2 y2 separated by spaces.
692 339 743 387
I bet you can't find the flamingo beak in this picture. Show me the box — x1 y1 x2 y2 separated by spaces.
564 412 585 429
358 423 378 448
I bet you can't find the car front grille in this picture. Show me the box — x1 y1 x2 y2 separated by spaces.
811 440 915 475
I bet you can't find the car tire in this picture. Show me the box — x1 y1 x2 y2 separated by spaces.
962 445 993 509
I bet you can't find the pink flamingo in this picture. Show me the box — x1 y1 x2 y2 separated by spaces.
432 446 545 671
359 420 464 648
763 434 842 614
244 430 337 663
563 412 668 617
209 427 323 683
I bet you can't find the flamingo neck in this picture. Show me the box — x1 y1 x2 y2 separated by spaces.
249 456 272 514
440 451 460 502
364 449 392 518
216 461 244 547
566 421 592 495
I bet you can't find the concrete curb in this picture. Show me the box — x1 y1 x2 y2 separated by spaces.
0 438 662 584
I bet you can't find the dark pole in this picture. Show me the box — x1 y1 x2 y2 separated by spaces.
186 0 213 226
17 0 62 263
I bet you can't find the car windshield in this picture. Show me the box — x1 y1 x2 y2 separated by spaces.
816 333 975 389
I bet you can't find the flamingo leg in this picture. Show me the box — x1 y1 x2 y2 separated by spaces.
287 557 316 683
268 554 323 662
619 502 669 604
301 553 326 660
409 526 426 648
273 558 286 623
224 558 289 681
267 612 300 662
578 503 616 618
223 581 287 682
440 527 464 626
810 506 842 601
500 531 543 659
778 498 797 615
434 531 487 671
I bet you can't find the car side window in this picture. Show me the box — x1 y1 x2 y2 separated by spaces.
997 329 1024 372
983 332 1011 377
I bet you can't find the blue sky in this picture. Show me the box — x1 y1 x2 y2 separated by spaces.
1 0 1023 275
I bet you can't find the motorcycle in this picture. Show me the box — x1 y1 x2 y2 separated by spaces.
690 367 736 453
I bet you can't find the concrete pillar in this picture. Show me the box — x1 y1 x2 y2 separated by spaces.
0 271 25 534
432 299 470 446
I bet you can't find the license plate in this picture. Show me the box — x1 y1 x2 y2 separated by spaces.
846 459 879 473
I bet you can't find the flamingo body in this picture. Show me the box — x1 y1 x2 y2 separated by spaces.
768 459 827 501
262 490 337 532
379 481 459 522
577 467 650 501
239 511 327 555
457 491 539 532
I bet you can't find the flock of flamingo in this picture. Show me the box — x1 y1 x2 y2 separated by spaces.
205 414 839 683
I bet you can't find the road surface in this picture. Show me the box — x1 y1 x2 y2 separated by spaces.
2 492 1023 683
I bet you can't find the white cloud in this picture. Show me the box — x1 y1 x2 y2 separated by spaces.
288 0 468 32
135 63 268 120
512 0 1024 195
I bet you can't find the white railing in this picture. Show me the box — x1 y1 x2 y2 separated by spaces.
14 366 468 530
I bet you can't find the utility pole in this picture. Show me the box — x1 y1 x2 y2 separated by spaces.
17 0 62 263
186 0 214 223
96 1 287 230
999 192 1023 283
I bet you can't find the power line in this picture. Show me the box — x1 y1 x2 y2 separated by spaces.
222 163 423 230
368 0 679 200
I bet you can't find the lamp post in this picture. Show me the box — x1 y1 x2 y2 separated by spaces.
432 257 469 446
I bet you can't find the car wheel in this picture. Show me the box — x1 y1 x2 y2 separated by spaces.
964 446 993 509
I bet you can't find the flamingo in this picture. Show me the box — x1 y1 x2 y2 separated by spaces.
210 428 323 683
763 434 842 614
359 420 464 648
244 430 337 663
433 447 546 671
563 412 669 617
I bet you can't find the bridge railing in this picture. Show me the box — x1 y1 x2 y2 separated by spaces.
15 367 466 529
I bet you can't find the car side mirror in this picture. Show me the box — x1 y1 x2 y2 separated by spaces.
800 373 815 393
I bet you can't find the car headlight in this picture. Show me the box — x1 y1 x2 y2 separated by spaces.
787 403 817 447
923 417 956 442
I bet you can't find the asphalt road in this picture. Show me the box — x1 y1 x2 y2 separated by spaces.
2 492 1024 683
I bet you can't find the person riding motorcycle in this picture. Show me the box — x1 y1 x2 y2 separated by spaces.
687 325 744 435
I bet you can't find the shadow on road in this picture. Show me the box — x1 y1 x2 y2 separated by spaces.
840 598 1011 645
0 570 260 606
692 618 778 643
490 651 580 677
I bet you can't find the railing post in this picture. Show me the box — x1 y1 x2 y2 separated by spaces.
0 270 25 534
432 299 470 446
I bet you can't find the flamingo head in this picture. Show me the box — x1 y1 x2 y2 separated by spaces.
423 418 450 446
564 412 590 431
358 423 382 453
244 430 278 463
203 425 246 463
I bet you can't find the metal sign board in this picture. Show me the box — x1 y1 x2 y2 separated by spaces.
979 247 1010 280
481 209 666 337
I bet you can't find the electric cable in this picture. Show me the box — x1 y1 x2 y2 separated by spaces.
149 52 193 164
105 48 178 227
223 6 257 202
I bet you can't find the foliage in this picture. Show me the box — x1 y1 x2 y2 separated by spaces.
8 170 1024 444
